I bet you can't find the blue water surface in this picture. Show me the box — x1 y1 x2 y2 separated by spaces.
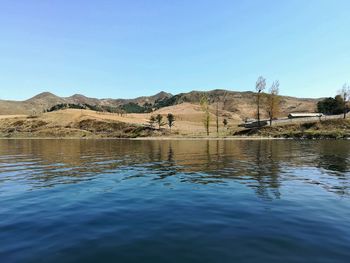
0 139 349 263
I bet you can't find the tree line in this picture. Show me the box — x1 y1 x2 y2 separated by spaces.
148 113 175 131
46 103 127 116
196 76 350 135
185 77 281 136
254 77 350 127
199 94 229 136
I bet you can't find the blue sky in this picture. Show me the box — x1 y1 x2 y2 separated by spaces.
0 0 349 100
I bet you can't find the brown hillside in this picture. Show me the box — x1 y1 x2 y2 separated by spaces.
0 89 319 120
172 90 318 120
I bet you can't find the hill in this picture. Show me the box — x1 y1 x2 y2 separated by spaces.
160 89 318 119
0 101 242 138
0 89 319 120
0 108 348 139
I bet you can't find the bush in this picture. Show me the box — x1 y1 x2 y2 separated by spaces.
46 103 120 113
120 102 147 113
317 96 344 115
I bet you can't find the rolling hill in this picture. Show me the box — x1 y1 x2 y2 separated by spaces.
0 89 319 120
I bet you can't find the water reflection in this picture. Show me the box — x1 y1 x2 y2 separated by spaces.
0 139 349 198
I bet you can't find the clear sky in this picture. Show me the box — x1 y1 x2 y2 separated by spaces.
0 0 349 100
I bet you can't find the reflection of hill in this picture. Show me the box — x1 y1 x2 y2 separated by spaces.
0 139 349 198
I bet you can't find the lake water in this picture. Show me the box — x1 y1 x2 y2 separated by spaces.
0 139 349 263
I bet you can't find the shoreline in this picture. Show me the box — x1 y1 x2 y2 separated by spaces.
0 136 280 140
0 135 346 140
1 118 348 140
1 110 348 141
130 136 284 140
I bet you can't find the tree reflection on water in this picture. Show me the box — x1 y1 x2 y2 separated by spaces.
0 139 349 198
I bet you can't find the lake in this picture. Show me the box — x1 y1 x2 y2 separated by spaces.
0 139 349 263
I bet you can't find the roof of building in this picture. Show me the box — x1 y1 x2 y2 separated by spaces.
288 113 323 117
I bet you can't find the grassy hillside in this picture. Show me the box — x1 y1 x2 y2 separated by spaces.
0 89 319 121
0 110 168 138
0 105 235 138
0 108 348 139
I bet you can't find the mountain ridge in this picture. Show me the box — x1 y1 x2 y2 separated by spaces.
0 89 320 119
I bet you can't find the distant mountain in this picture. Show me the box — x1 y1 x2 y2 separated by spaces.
0 89 319 119
0 91 173 115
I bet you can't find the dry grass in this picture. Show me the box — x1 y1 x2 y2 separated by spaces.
0 115 27 119
235 119 350 139
0 103 239 138
2 102 342 139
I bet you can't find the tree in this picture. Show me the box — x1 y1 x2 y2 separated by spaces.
167 113 175 131
200 94 210 136
255 76 266 126
155 114 165 129
148 115 156 128
266 80 280 126
216 101 219 135
317 96 344 115
223 118 228 128
338 84 350 119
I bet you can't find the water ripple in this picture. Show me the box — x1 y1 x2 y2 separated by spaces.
0 139 350 263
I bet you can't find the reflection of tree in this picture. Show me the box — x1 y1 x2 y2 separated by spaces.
0 139 348 198
316 141 350 173
314 141 350 195
215 140 220 171
152 142 178 181
146 140 155 162
206 140 211 170
167 143 174 163
248 140 281 200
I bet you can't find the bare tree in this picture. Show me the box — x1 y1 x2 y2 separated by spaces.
338 83 350 119
267 80 280 126
255 76 266 126
216 101 219 135
200 94 210 136
215 91 228 136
